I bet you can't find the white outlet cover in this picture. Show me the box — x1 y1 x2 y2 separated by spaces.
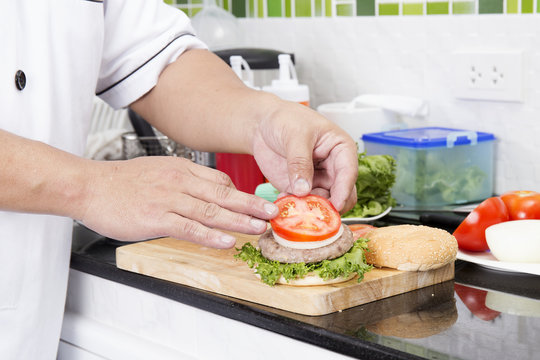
453 50 524 102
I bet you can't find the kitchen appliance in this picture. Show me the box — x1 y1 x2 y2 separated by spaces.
363 127 495 209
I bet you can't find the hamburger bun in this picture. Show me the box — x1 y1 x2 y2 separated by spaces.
364 225 458 271
256 272 357 286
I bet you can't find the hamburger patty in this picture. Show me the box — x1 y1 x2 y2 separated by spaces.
258 225 355 264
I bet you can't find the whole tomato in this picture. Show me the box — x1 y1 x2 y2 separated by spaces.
453 197 509 251
500 190 540 220
454 284 501 321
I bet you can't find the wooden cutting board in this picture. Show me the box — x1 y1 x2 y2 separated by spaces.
116 232 454 316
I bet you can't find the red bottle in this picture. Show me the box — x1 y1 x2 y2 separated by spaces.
215 153 264 194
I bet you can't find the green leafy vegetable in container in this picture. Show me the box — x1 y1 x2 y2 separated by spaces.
343 153 397 218
393 148 486 205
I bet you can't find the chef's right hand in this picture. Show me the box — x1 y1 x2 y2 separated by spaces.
78 156 278 248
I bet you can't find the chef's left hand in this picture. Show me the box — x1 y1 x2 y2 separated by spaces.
251 101 358 213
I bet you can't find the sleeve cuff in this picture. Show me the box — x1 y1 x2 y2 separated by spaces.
97 33 207 110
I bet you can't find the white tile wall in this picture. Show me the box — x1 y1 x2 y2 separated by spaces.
239 15 540 194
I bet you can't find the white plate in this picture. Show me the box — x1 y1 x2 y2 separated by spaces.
341 206 392 224
457 249 540 276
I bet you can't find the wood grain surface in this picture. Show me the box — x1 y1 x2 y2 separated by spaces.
116 232 454 316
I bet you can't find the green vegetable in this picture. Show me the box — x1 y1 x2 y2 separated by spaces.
393 148 486 205
234 239 373 286
343 153 397 218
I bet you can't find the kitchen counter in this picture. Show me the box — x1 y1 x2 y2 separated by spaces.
62 216 540 360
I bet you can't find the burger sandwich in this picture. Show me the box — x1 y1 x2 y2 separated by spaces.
235 194 373 286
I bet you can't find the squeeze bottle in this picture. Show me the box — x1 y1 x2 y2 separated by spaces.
262 54 310 106
229 55 259 90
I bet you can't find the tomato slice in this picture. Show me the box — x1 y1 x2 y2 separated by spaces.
348 224 376 239
500 190 540 220
270 195 341 242
453 197 509 252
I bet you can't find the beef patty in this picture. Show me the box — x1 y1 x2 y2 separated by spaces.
258 225 355 264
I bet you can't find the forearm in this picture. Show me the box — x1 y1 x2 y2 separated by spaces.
0 129 90 219
130 49 282 155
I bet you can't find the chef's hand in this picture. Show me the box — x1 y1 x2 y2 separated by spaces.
79 156 278 248
252 101 358 213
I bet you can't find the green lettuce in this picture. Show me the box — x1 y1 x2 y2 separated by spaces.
234 238 372 286
393 148 486 204
343 153 397 218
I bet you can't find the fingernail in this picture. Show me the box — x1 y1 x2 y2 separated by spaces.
250 218 267 231
332 198 343 212
293 178 310 195
264 203 278 215
219 234 236 247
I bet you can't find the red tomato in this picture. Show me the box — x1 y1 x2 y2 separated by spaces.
500 190 540 220
454 284 501 321
453 197 509 252
270 195 341 242
348 224 376 239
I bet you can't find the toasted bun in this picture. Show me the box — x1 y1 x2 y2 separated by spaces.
256 272 357 286
365 225 457 271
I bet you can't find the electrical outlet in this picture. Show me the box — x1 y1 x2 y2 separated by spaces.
453 50 523 102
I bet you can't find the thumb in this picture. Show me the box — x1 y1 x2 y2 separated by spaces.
285 142 314 197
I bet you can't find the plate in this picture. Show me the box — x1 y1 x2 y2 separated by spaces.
341 206 392 224
457 249 540 276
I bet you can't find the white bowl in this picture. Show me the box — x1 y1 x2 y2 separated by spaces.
485 220 540 263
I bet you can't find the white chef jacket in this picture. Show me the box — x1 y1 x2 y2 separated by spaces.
0 1 206 358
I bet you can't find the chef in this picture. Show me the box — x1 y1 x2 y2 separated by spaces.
0 0 358 358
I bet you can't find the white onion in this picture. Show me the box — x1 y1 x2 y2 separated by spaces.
486 220 540 263
272 225 344 250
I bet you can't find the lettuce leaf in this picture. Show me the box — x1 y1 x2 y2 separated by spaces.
234 238 372 286
343 152 397 218
393 148 486 204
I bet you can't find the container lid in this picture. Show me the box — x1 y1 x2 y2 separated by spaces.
362 127 495 148
213 48 295 69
